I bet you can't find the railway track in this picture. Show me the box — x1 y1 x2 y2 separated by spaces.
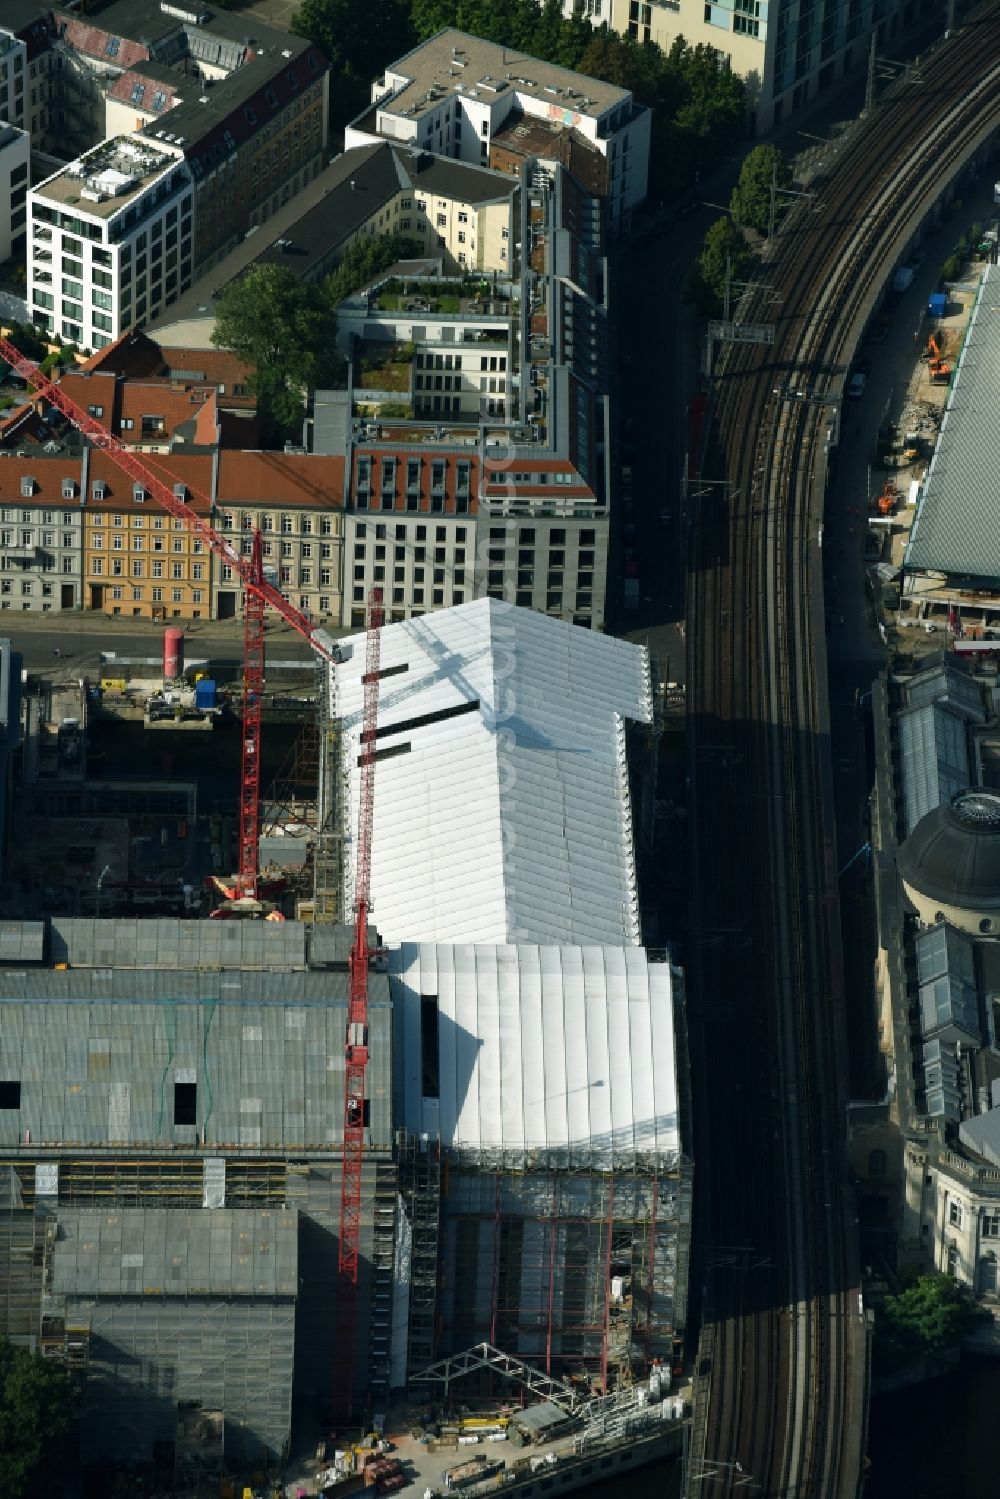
685 8 1000 1495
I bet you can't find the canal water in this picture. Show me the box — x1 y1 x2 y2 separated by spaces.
866 1356 1000 1499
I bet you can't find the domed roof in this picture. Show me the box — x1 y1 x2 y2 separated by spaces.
899 789 1000 910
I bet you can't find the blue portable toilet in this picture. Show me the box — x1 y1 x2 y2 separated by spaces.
928 292 948 318
195 678 217 710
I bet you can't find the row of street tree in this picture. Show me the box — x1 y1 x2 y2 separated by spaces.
291 0 746 198
691 144 792 312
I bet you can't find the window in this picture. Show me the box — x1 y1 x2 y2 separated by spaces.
131 82 145 104
0 1081 20 1109
949 1201 963 1229
983 1212 1000 1238
105 36 121 56
174 1080 196 1125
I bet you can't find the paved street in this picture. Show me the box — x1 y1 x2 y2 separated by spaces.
0 612 322 677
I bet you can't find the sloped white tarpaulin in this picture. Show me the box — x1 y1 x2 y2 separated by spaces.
389 942 680 1167
333 598 652 946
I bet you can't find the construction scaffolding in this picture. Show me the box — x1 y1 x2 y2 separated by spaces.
397 1132 442 1379
397 1148 690 1398
312 665 342 924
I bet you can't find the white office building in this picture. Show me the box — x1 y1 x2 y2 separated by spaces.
346 29 649 233
28 135 193 353
0 122 29 263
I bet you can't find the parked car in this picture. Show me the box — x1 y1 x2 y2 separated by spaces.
847 372 867 400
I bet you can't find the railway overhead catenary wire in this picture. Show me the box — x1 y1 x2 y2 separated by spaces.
684 7 1000 1496
0 338 339 904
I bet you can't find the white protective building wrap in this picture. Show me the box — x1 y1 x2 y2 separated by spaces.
334 598 653 947
389 942 680 1168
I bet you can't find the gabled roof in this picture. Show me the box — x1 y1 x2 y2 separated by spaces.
55 369 119 433
158 345 255 404
481 456 593 498
0 452 84 505
87 449 213 511
119 378 216 435
217 451 345 509
390 942 679 1166
335 598 652 946
0 401 51 448
60 16 151 72
352 446 478 513
106 66 181 113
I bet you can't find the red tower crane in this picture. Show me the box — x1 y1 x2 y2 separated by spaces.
4 337 385 1419
335 583 384 1421
0 337 339 902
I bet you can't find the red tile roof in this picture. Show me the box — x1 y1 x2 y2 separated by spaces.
159 347 257 406
0 402 50 447
62 18 150 71
217 409 260 449
56 369 229 444
0 454 85 505
87 450 214 513
482 457 593 498
119 380 215 438
192 392 219 447
56 371 118 433
107 69 181 113
78 329 163 379
350 448 479 514
217 452 345 510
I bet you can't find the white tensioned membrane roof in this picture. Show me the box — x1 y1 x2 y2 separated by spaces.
333 599 652 946
390 942 679 1165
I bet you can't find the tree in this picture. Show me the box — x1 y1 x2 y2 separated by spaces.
730 144 791 236
292 0 415 126
874 1273 978 1372
691 215 750 314
0 1339 73 1498
322 232 422 308
212 265 341 435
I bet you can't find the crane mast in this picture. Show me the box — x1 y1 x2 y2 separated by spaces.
0 341 337 657
335 584 384 1420
0 338 338 902
237 531 267 900
3 338 387 1417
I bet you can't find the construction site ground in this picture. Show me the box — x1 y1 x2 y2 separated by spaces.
858 204 1000 663
281 1394 688 1498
